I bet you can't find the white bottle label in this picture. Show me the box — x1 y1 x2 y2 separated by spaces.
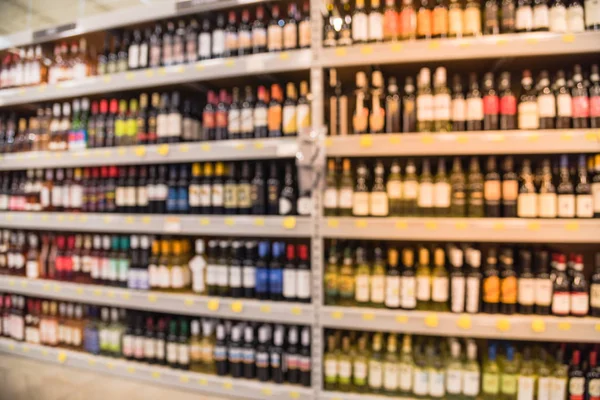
451 98 466 122
387 181 402 199
550 378 567 400
556 92 572 116
518 193 538 217
569 377 585 396
518 277 535 306
418 182 434 208
567 5 585 32
550 5 568 32
463 370 481 396
403 181 418 199
371 275 385 303
338 188 353 209
558 194 576 217
585 0 600 26
354 360 367 381
352 192 370 216
370 192 389 216
538 376 552 400
368 360 383 388
451 276 465 313
432 277 449 302
434 93 452 121
591 283 600 308
416 275 431 301
401 276 417 309
466 276 481 313
518 102 539 129
571 293 589 315
417 94 434 122
537 93 556 117
352 13 369 42
384 362 399 391
516 6 534 30
399 363 413 391
413 368 429 396
446 368 462 394
297 269 311 299
533 4 550 29
385 276 401 308
551 292 570 314
283 268 297 299
434 182 451 208
538 193 557 218
369 12 384 41
324 188 339 210
535 278 553 306
576 194 593 218
518 376 535 400
466 97 484 121
128 45 140 69
355 275 370 303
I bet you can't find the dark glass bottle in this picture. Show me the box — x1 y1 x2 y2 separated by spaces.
555 70 572 129
451 74 466 132
537 70 556 129
517 249 535 314
251 162 266 215
267 162 280 215
484 156 501 217
402 77 417 133
568 350 585 400
202 91 216 141
215 89 229 141
224 162 238 215
590 64 600 128
482 73 499 131
501 156 518 217
279 162 297 216
499 248 517 314
572 65 590 129
467 157 484 217
498 72 517 130
466 73 483 131
482 248 500 314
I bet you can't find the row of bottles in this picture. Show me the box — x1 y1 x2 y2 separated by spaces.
328 65 600 136
0 294 311 386
98 1 311 75
0 161 308 216
0 81 311 154
0 231 312 303
324 155 600 218
324 0 600 47
323 241 600 317
323 329 600 400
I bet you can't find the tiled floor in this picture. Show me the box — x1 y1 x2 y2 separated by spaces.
0 354 225 400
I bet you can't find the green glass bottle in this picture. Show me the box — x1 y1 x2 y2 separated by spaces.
398 335 414 395
412 341 429 398
324 333 339 391
338 246 356 306
401 248 417 310
500 345 518 400
352 334 369 393
482 343 500 400
354 246 371 307
387 159 403 216
370 246 386 308
324 159 339 216
536 347 552 400
431 247 450 312
338 159 354 217
445 339 463 400
463 339 481 399
450 157 467 217
416 247 432 311
518 347 536 400
467 156 484 217
434 157 451 216
385 248 401 309
418 158 434 217
368 333 384 394
403 159 419 216
338 335 353 392
324 244 339 305
383 334 399 395
427 340 446 399
550 348 568 400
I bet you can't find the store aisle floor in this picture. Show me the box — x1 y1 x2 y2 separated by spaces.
0 354 226 400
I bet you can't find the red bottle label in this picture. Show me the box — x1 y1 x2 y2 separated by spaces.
500 95 517 115
572 96 590 118
203 111 215 128
483 95 499 115
590 96 600 117
216 110 228 128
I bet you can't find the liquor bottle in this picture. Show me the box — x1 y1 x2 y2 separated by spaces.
431 248 449 312
501 156 518 217
279 162 297 216
324 159 339 216
250 162 266 215
237 11 251 56
534 250 552 315
229 241 243 298
339 0 353 46
338 246 355 306
500 344 518 399
268 5 284 52
215 89 229 141
283 244 298 302
517 250 535 314
296 81 311 134
449 246 465 313
553 70 572 129
323 333 338 390
353 72 370 135
387 160 403 216
592 253 600 317
484 156 501 217
466 73 483 131
298 2 312 50
352 161 369 216
418 158 434 216
482 73 499 131
416 68 433 132
518 70 539 130
499 248 517 314
568 350 586 400
403 76 417 133
283 83 298 137
433 67 451 132
212 15 226 58
586 351 600 400
371 246 387 307
401 248 417 310
575 154 593 218
538 70 556 129
570 254 589 317
482 248 500 313
467 157 484 217
538 162 558 220
552 254 570 316
450 157 467 217
369 333 385 393
370 160 389 216
498 72 517 130
198 19 212 60
590 65 600 128
383 0 399 41
224 162 238 215
517 159 538 218
416 247 432 310
417 0 434 39
353 0 369 43
412 342 429 397
451 74 466 132
370 70 386 134
211 162 225 214
516 0 534 31
572 65 590 129
445 339 463 399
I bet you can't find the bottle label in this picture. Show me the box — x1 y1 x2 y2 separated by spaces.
464 370 481 396
449 8 464 35
571 292 589 315
434 93 451 121
355 274 370 303
434 182 451 208
591 95 600 117
517 193 538 218
552 291 570 314
518 101 540 129
500 95 517 115
189 184 201 207
353 360 367 384
418 182 434 208
451 98 466 121
538 193 557 218
483 275 500 303
413 368 428 396
399 363 413 391
324 359 337 382
516 6 533 30
267 26 283 51
483 95 499 116
384 362 399 390
518 376 535 400
567 5 585 31
401 276 417 309
533 4 550 28
518 277 535 306
551 378 567 400
296 104 310 133
535 278 553 306
570 377 586 397
484 180 501 202
538 376 552 400
324 188 339 210
589 378 600 397
550 5 568 31
576 194 593 218
446 368 462 394
451 276 465 313
297 269 311 299
558 194 576 217
370 275 385 303
211 184 224 206
466 97 484 121
416 275 431 301
352 13 369 42
591 283 600 308
51 186 63 207
385 276 401 308
217 265 228 287
538 93 556 117
417 94 434 122
368 360 383 388
370 192 389 216
572 96 590 118
432 276 449 302
502 373 517 394
254 107 267 128
283 268 297 299
387 181 402 200
369 12 384 41
352 192 370 216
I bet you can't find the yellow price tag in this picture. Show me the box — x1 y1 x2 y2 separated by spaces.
396 315 408 323
180 375 190 383
558 322 571 331
106 290 115 298
560 132 573 141
200 218 210 226
8 343 15 350
496 318 511 332
127 366 135 374
596 323 600 332
231 301 243 313
152 371 161 379
57 352 67 363
121 292 131 300
78 215 88 223
158 68 166 75
135 146 146 157
184 298 194 307
565 222 579 231
260 305 272 313
360 46 373 55
88 358 96 366
493 222 505 230
331 311 344 320
19 280 27 288
234 142 246 150
207 299 219 311
490 133 505 142
362 313 375 321
526 37 539 45
261 388 273 396
455 221 468 230
106 362 115 369
198 378 208 385
279 52 290 60
179 144 190 153
254 141 264 149
224 217 236 226
21 345 29 353
223 381 233 389
425 221 438 230
395 220 408 229
125 72 135 80
562 33 575 42
359 135 373 148
157 144 169 156
53 284 61 293
282 216 296 229
531 319 546 333
103 216 112 224
103 76 112 83
327 219 339 228
421 135 434 144
141 216 151 224
527 222 540 231
457 134 468 144
355 219 368 229
195 63 205 71
391 43 402 52
291 306 302 316
425 313 439 328
125 216 135 224
527 133 540 142
324 137 333 148
335 48 347 57
389 135 401 144
428 41 441 50
457 315 472 330
117 147 126 156
8 280 14 287
148 294 157 303
254 217 265 227
43 283 51 292
76 287 84 295
224 59 235 67
201 143 211 151
93 289 102 296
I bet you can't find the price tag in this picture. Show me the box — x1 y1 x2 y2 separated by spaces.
121 292 131 300
117 147 127 156
184 297 194 307
43 283 51 292
231 301 244 313
585 131 598 142
93 289 102 296
157 144 169 156
562 33 575 42
558 322 571 331
531 319 546 333
527 221 540 231
198 378 208 385
148 294 157 303
141 216 151 224
103 216 112 224
359 135 372 148
362 313 375 321
331 311 344 320
455 221 468 230
421 135 434 144
106 291 115 298
20 280 27 288
21 345 29 353
428 41 441 50
261 388 273 396
355 219 368 229
8 279 14 286
493 222 505 230
8 343 15 350
459 41 471 48
195 63 205 71
334 48 347 57
327 219 339 228
41 214 49 221
596 323 600 332
254 217 265 227
260 304 272 313
125 72 135 80
151 371 161 379
457 134 468 143
324 138 333 148
526 37 539 45
175 65 185 74
135 146 146 157
391 43 402 52
127 366 135 374
200 218 210 226
179 144 190 153
282 217 296 229
560 132 573 141
207 299 219 311
145 70 155 78
224 217 236 226
103 76 112 83
424 313 439 328
279 52 290 60
106 362 115 369
180 375 190 383
389 135 401 144
57 215 65 222
360 46 373 55
289 392 300 399
291 306 302 316
496 318 511 332
565 222 579 231
223 381 233 389
425 221 438 230
78 215 88 223
201 143 211 151
164 217 181 233
224 59 235 67
526 133 540 142
53 284 61 292
490 133 505 142
57 352 67 363
457 315 471 330
125 216 135 224
254 141 264 149
75 287 84 295
158 68 167 75
88 358 96 366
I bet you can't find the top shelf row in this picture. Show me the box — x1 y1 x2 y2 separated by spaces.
0 30 599 107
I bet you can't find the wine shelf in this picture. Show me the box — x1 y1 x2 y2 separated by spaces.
0 213 311 237
0 137 298 171
0 277 314 325
321 391 413 400
320 306 600 342
0 49 311 108
325 130 600 157
317 31 600 68
321 217 600 243
0 338 312 400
